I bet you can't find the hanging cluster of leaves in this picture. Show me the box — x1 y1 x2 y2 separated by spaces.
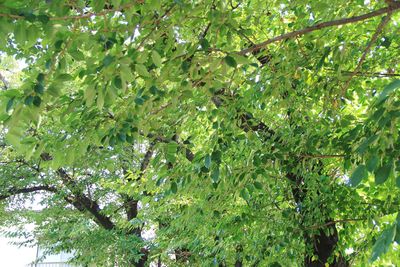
0 0 400 266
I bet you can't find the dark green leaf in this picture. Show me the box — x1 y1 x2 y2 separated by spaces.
34 83 44 94
6 98 14 112
113 76 122 89
374 163 392 185
366 155 379 172
170 182 177 194
254 181 263 189
315 46 331 71
240 188 250 201
370 225 396 262
350 165 367 187
117 132 126 142
181 61 191 72
37 14 50 24
33 96 42 107
103 55 115 67
211 168 219 183
56 74 73 82
199 38 210 50
376 80 400 105
37 73 45 84
24 95 34 106
205 154 211 169
211 150 222 164
224 55 237 68
134 97 144 105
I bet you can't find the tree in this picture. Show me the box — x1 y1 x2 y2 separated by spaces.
0 0 400 266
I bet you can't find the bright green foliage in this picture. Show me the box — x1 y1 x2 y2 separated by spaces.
0 1 400 266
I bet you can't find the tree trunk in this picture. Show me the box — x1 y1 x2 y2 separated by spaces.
287 172 348 267
304 225 349 267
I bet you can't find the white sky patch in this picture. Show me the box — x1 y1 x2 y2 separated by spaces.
0 225 36 267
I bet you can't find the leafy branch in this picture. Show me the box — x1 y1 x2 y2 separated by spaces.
238 3 400 55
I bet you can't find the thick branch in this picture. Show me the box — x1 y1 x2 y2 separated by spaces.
238 3 400 55
57 168 115 230
124 143 155 222
0 185 57 201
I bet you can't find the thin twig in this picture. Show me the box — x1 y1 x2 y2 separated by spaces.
341 14 392 95
136 4 176 50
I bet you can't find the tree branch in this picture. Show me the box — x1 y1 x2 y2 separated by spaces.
0 185 57 201
56 168 115 230
238 3 400 55
329 69 400 78
341 13 392 94
124 143 155 223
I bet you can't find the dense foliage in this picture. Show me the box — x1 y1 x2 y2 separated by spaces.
1 0 400 266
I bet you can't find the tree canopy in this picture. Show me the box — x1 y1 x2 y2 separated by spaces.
0 0 400 266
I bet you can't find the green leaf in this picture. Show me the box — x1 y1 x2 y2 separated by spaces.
396 176 400 188
117 132 126 142
151 50 163 67
224 55 237 68
134 97 144 105
135 64 151 77
113 76 122 89
33 96 41 107
14 23 26 44
103 55 115 67
211 168 219 183
395 214 400 243
6 98 14 112
181 61 190 72
199 38 209 50
47 84 61 97
366 155 379 172
350 165 367 187
170 182 177 194
376 80 400 104
84 87 96 107
93 0 105 12
166 143 178 163
120 65 134 82
315 46 331 71
56 74 73 82
24 96 34 106
205 154 211 169
370 225 396 262
374 163 392 185
240 188 250 201
211 150 222 163
37 14 50 24
97 89 104 109
34 83 44 94
37 73 45 84
254 181 263 190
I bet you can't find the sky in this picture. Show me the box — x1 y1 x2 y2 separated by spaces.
0 236 36 267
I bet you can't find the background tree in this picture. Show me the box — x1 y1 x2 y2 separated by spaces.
0 0 400 266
